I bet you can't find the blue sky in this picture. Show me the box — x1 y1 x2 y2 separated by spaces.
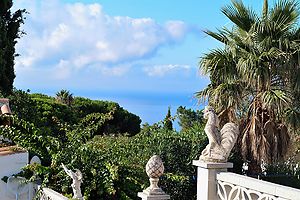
13 0 267 125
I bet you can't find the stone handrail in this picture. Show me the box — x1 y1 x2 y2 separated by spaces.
216 172 300 200
39 188 68 200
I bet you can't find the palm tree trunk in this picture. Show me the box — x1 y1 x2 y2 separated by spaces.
248 160 261 175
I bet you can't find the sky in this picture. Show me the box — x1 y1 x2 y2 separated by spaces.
12 0 267 125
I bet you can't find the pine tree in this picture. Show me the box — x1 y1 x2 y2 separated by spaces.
163 106 173 131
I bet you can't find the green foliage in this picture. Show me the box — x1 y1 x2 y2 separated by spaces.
196 0 300 170
55 90 74 106
0 115 59 164
72 97 141 135
259 160 300 189
0 0 26 95
81 128 206 200
0 90 214 199
1 114 207 200
5 90 141 136
176 106 204 133
6 89 38 122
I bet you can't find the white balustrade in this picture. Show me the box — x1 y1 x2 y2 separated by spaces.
193 159 300 200
216 172 300 200
39 188 68 200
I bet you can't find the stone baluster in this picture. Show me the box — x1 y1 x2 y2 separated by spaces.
138 155 170 200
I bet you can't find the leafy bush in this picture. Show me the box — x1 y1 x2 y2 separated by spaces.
72 97 141 135
1 89 217 199
259 160 300 189
0 115 207 200
6 90 141 136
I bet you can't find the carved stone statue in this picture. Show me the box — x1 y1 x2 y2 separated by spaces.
200 106 239 162
62 163 83 200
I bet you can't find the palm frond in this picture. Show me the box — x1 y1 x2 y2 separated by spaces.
204 29 229 44
195 84 214 104
221 0 258 32
237 54 271 89
262 0 269 20
270 0 299 30
199 48 238 82
261 88 291 113
285 108 300 131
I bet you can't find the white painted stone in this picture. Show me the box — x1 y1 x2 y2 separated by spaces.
62 163 83 199
138 156 170 200
200 106 239 163
41 188 69 200
138 192 170 200
0 151 29 200
193 160 233 200
216 172 300 200
30 155 41 165
276 185 300 199
192 160 233 169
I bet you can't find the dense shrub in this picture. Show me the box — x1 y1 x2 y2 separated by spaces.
0 115 207 200
258 160 300 189
0 90 227 199
72 97 141 135
5 90 141 136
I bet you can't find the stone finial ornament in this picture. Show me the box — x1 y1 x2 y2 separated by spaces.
62 163 83 200
0 98 12 126
138 155 170 200
146 155 164 178
144 155 165 195
0 98 11 115
30 156 41 165
200 106 239 163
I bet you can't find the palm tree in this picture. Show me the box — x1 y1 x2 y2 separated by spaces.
55 89 74 106
196 0 300 173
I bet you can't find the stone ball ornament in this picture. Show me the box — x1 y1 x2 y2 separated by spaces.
146 155 164 179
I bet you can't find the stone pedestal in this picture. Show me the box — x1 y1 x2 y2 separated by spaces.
137 192 170 200
192 160 233 200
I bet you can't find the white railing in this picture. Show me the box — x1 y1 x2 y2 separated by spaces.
193 160 300 200
217 172 300 200
39 188 68 200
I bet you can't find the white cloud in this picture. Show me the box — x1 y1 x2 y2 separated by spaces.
14 1 190 79
100 65 131 77
143 64 192 77
165 21 187 40
48 23 70 48
52 60 72 80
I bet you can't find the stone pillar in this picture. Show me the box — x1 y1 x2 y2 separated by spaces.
138 155 170 200
192 160 233 200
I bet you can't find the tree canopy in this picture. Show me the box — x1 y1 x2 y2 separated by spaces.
163 106 173 130
196 0 300 172
0 0 25 95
